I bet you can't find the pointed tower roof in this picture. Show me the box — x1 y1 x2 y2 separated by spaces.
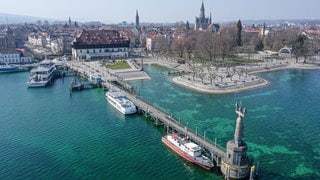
135 10 140 31
201 1 205 11
200 1 205 19
68 16 72 26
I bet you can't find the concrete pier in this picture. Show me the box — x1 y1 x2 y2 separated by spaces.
66 60 254 179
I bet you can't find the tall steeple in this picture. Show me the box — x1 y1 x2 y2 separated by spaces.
262 21 266 37
68 17 72 27
209 12 212 24
135 10 140 29
200 1 205 19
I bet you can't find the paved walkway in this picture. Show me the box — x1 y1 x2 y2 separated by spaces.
67 60 150 82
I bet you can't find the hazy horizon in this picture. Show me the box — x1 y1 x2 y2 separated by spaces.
0 0 319 24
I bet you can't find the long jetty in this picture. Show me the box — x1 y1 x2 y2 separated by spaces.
66 60 256 179
67 60 226 162
117 87 226 163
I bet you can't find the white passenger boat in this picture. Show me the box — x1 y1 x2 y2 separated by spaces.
162 133 214 170
105 89 137 114
27 60 56 87
0 63 28 73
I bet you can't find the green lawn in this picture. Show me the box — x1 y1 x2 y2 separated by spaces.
105 61 131 70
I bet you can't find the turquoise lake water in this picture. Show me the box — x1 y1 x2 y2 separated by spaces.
0 64 319 179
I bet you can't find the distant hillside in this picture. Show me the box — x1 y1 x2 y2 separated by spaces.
242 19 320 26
1 12 320 26
0 12 56 24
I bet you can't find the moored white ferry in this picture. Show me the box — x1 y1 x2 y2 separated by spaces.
0 63 28 73
162 133 214 170
105 89 137 114
27 60 56 87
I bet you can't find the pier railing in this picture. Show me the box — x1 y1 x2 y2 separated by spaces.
115 84 227 160
67 61 226 162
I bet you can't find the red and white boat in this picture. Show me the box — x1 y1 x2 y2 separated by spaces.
162 133 214 170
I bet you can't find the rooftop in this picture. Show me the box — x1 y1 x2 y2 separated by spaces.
72 29 129 46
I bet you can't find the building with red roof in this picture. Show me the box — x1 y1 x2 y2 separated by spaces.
71 29 130 60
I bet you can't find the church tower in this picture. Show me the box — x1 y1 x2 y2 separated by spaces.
200 1 205 19
136 10 140 29
221 103 251 179
195 1 212 30
68 17 72 27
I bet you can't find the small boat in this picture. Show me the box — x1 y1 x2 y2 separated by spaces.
0 63 28 73
89 74 104 84
105 89 137 114
162 133 214 170
70 80 84 91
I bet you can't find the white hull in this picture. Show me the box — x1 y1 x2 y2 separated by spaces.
162 133 214 170
0 64 28 73
27 60 56 88
0 69 27 73
106 90 137 115
27 79 51 87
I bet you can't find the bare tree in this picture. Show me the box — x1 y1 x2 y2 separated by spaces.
226 66 235 81
198 69 206 84
218 74 224 83
208 71 217 85
189 61 198 81
171 37 186 58
216 27 234 63
271 28 299 51
194 31 216 62
185 34 197 60
292 33 308 63
203 32 216 62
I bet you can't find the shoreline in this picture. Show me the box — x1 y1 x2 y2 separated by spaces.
172 76 270 94
146 57 320 94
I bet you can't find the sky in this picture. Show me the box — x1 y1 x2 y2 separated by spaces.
0 0 319 24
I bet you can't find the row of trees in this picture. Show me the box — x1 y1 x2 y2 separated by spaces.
171 25 238 62
168 21 319 64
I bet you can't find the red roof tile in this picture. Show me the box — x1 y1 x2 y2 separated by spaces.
72 29 128 45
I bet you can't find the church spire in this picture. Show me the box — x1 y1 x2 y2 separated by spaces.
135 10 140 29
68 17 72 27
263 21 266 37
200 1 205 19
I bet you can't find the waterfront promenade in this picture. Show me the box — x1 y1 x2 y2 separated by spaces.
143 56 320 94
67 56 320 95
67 60 150 82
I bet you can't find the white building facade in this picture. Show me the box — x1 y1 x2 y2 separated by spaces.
0 50 33 64
71 29 130 60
